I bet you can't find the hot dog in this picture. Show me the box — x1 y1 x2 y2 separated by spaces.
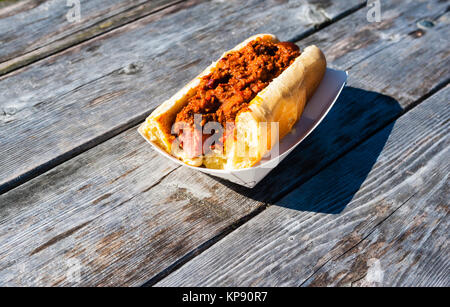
139 34 326 169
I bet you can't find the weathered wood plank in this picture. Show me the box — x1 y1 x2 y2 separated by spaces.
303 182 449 287
238 0 450 202
156 86 450 287
0 0 182 73
153 0 450 285
0 125 264 286
1 0 448 287
301 0 450 73
0 0 18 10
0 0 365 193
0 0 448 287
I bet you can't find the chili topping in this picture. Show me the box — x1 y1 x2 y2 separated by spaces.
175 38 300 130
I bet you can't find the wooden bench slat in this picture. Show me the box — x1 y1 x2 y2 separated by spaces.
0 0 365 193
0 126 264 286
0 0 181 73
0 0 448 286
248 0 450 203
303 175 450 287
156 86 450 286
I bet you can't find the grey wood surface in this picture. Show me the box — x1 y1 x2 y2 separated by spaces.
227 0 450 203
0 0 181 74
156 86 450 287
303 180 449 287
0 0 448 287
0 127 263 286
0 0 365 194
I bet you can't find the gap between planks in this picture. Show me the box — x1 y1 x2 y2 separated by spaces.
298 191 418 286
0 1 368 195
155 85 449 287
265 76 449 210
0 0 446 286
142 0 450 283
0 0 187 77
141 81 449 286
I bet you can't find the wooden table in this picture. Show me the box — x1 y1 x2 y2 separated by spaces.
0 0 448 287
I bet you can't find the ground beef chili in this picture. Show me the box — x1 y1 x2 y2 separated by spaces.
174 38 300 153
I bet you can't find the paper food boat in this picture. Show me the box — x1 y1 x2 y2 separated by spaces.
139 68 348 188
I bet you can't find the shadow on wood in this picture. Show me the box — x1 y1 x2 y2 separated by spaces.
209 87 403 214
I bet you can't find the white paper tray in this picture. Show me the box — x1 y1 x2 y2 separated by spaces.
139 68 348 188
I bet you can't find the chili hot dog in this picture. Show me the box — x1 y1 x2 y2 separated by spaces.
139 34 326 169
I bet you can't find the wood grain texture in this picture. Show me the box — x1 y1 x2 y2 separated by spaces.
0 126 262 286
303 181 449 287
229 0 450 203
0 0 19 11
0 0 181 73
156 86 450 287
0 0 365 193
301 0 450 73
0 0 448 287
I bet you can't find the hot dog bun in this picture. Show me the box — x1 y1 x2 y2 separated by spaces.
139 34 326 169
